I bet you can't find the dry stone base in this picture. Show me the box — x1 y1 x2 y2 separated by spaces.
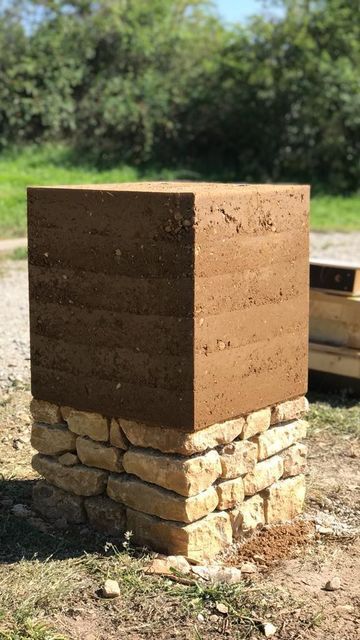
242 408 271 439
31 422 77 456
76 437 124 473
216 477 244 510
281 443 308 478
123 447 221 497
66 409 109 441
108 474 218 523
32 480 86 523
243 455 284 495
120 416 245 455
264 475 306 523
271 397 309 425
110 419 129 450
32 454 108 496
252 419 308 460
30 399 62 425
230 495 265 535
84 496 126 536
127 509 232 562
58 452 79 466
30 397 308 559
219 440 258 479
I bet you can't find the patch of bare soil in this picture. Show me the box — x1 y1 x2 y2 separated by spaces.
228 521 315 568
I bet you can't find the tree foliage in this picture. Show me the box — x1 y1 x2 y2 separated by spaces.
0 0 359 190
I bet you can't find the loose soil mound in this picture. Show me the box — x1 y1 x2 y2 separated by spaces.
229 520 315 568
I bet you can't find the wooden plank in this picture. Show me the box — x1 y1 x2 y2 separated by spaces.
309 290 360 349
309 342 360 379
310 259 360 296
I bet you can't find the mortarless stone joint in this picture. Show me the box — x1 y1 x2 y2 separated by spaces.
30 397 309 562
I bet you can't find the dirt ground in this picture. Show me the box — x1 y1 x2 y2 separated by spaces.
0 253 359 640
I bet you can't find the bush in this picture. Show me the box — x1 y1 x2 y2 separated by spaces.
0 0 359 191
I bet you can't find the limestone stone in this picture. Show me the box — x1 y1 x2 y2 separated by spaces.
110 419 129 450
219 440 257 479
66 409 109 441
122 447 221 497
216 477 244 510
30 399 62 424
127 508 232 562
108 474 218 523
281 443 307 478
230 494 265 536
243 455 283 495
32 480 86 523
271 396 309 425
242 408 271 439
31 422 77 456
76 437 124 472
85 495 126 536
32 453 108 496
253 419 308 460
60 406 72 420
103 579 120 598
120 416 245 456
263 475 306 523
58 452 79 466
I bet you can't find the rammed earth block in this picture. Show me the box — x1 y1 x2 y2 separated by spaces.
28 183 309 431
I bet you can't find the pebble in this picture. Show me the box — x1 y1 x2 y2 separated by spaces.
241 561 257 574
317 525 333 535
324 577 341 591
147 555 191 575
262 622 277 637
102 579 120 598
11 503 32 518
215 602 228 615
335 604 354 613
191 565 242 584
197 614 205 623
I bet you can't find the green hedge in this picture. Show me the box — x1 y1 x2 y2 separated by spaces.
0 0 359 191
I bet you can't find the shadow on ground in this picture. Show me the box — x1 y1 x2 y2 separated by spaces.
0 478 118 564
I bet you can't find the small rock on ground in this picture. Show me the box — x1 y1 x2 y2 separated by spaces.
262 622 277 637
324 576 341 591
102 579 120 598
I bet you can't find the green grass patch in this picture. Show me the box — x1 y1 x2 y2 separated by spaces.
0 145 359 237
308 392 360 436
310 195 360 231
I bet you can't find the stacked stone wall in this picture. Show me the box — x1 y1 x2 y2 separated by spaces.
31 396 308 562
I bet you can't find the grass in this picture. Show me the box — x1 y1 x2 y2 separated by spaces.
308 391 360 437
310 195 360 231
0 145 359 238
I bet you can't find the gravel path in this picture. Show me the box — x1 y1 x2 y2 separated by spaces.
0 261 30 393
0 231 359 393
310 231 360 263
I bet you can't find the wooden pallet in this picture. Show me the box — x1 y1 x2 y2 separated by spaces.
309 342 360 379
309 289 360 349
310 258 360 296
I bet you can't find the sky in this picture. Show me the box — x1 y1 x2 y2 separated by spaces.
215 0 263 22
